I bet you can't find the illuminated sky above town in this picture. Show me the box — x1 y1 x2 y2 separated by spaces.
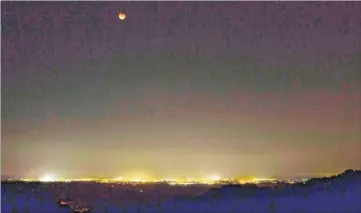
2 2 360 180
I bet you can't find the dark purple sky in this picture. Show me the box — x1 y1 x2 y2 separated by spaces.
2 2 360 180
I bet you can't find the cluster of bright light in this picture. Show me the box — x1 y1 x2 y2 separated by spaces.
39 174 57 182
20 173 282 185
210 175 221 181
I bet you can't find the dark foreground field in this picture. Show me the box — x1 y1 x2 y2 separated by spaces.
2 170 361 213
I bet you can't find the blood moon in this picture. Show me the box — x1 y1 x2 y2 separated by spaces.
119 12 126 20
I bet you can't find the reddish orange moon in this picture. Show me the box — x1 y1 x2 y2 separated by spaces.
119 12 126 20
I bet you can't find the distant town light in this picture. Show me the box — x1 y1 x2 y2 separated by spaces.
115 176 123 181
40 174 56 182
132 178 141 182
210 175 221 181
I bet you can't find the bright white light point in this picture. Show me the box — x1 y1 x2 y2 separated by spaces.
115 176 123 181
132 178 141 182
210 175 221 181
40 174 56 182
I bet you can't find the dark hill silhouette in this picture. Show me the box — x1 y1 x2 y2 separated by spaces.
1 169 360 213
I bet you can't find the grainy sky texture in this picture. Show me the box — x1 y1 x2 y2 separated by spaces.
2 2 361 180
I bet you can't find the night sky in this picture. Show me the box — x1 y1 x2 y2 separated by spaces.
2 2 361 180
